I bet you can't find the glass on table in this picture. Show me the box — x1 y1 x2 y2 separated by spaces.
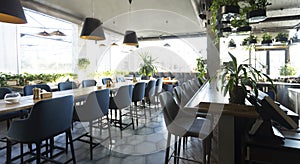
4 92 21 104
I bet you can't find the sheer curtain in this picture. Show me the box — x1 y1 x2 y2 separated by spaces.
0 23 19 73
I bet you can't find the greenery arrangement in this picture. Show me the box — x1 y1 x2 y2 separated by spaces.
77 58 90 70
221 52 273 104
261 33 273 44
0 72 75 86
138 51 158 77
280 64 297 76
275 32 289 42
196 57 207 83
242 33 257 45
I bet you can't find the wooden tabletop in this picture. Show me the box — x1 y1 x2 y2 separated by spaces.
0 85 122 115
185 81 259 118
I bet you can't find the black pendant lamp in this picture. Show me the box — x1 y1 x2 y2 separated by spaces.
51 30 66 36
80 17 105 40
0 0 27 24
123 0 138 46
123 30 138 46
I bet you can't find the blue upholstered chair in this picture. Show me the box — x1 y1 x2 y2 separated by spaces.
0 88 27 129
132 82 146 126
6 95 76 163
101 78 113 85
73 89 111 160
81 79 97 88
58 81 77 91
23 84 51 96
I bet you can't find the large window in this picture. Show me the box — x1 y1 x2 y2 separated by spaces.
19 9 76 74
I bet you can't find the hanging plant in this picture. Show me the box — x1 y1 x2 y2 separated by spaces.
77 58 90 70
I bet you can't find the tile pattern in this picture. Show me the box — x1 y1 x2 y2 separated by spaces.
0 105 217 164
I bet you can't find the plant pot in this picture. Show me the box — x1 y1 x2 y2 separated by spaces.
229 86 247 104
276 37 288 43
217 5 240 15
237 25 252 32
249 39 257 44
261 39 273 45
246 9 266 23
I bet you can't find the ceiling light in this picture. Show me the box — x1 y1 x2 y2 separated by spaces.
123 30 138 46
123 0 138 46
0 0 27 24
51 30 66 36
37 31 51 36
80 0 105 40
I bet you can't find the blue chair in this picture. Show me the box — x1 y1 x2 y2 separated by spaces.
73 89 111 160
81 79 97 88
0 88 27 129
109 85 134 137
102 78 113 85
58 81 77 91
132 82 146 126
6 95 76 164
23 84 51 96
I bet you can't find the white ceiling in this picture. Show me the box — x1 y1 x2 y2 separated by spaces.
21 0 300 37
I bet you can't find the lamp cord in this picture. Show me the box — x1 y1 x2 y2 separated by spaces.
92 0 94 18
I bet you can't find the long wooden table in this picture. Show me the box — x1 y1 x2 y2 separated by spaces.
0 84 125 114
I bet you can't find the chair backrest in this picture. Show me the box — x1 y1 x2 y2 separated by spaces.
173 86 182 106
159 92 180 129
116 76 126 83
82 79 97 88
0 87 12 99
145 80 156 98
132 82 146 102
23 84 51 96
75 89 110 121
112 85 133 109
182 82 195 99
102 78 113 85
58 81 77 91
155 78 163 94
8 95 74 142
188 80 199 92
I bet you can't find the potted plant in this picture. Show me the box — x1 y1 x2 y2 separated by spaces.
246 0 272 23
228 39 237 48
242 33 257 46
279 64 297 76
275 32 289 43
77 58 90 70
138 51 158 79
231 18 251 32
196 57 207 84
261 33 273 45
221 52 273 104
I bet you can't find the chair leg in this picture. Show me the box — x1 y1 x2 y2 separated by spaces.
135 103 138 127
174 135 178 164
36 142 41 164
177 137 182 164
6 139 12 164
89 121 93 160
67 129 76 164
107 115 112 146
119 110 123 138
165 132 171 164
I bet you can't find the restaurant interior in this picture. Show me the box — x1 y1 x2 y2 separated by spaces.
1 0 300 163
